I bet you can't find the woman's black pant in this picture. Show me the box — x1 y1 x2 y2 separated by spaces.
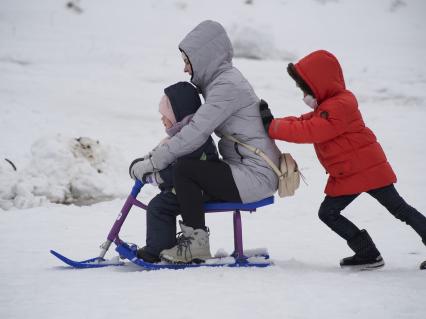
173 158 242 229
318 184 426 243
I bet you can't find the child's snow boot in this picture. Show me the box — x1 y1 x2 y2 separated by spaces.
340 229 385 270
160 221 212 264
137 246 160 263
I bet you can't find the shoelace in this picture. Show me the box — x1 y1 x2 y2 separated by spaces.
176 232 194 261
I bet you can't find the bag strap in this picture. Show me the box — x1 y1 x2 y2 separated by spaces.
224 134 284 180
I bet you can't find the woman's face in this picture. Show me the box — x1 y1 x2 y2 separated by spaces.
181 52 192 75
161 115 173 129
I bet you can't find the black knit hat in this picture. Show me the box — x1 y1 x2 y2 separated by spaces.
164 82 201 122
287 63 315 98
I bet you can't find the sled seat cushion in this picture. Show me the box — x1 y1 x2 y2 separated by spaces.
204 196 274 212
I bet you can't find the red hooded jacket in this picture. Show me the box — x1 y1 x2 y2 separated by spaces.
268 50 396 196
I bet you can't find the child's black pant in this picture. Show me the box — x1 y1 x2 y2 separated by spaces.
318 184 426 243
145 191 180 256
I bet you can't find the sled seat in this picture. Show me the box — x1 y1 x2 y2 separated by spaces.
203 197 274 263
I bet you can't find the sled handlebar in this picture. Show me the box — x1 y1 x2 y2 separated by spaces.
131 179 144 197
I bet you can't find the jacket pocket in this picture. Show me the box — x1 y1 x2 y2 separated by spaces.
327 161 352 177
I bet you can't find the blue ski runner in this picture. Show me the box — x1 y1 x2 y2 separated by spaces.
115 242 271 270
50 250 124 268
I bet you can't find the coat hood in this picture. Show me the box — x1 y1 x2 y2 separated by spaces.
179 20 233 89
293 50 346 103
164 82 201 122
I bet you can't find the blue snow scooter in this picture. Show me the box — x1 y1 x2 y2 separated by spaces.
51 180 274 270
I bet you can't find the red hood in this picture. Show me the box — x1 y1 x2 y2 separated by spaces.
294 50 346 103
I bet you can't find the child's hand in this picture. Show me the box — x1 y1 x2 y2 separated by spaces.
259 99 274 133
142 172 164 186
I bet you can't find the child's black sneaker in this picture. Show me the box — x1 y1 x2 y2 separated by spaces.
137 247 160 263
341 229 384 270
340 254 384 270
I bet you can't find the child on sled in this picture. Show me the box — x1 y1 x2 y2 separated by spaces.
129 81 218 263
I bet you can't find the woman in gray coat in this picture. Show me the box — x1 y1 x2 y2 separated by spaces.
130 20 280 263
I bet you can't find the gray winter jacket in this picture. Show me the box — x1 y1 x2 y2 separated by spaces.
150 20 280 203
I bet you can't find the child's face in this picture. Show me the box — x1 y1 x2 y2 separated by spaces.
161 115 173 129
182 52 192 76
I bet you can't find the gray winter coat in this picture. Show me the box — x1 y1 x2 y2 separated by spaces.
151 20 280 203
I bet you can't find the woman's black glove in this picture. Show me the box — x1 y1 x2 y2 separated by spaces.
259 99 274 133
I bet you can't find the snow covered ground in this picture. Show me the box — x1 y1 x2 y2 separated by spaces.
1 0 425 318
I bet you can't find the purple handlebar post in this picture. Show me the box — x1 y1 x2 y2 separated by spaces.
98 181 143 258
232 210 245 260
107 180 143 242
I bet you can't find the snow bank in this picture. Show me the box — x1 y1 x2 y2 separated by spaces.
0 159 19 210
0 135 128 210
229 24 296 61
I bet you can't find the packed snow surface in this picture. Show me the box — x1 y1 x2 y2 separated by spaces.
1 0 425 318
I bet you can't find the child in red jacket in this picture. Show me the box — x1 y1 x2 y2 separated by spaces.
261 50 426 270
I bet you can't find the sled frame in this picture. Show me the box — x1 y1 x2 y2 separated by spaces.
107 180 274 264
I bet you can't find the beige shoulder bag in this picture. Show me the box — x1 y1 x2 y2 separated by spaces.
225 134 301 197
